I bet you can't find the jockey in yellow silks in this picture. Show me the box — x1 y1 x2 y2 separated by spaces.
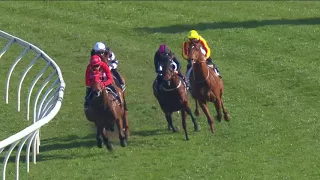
182 30 221 78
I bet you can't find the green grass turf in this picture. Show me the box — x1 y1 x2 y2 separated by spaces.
0 1 320 180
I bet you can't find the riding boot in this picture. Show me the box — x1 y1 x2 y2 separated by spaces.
111 69 126 91
84 87 92 109
207 57 221 78
213 63 222 78
186 60 192 74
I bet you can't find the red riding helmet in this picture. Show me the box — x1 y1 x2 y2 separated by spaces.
90 55 101 66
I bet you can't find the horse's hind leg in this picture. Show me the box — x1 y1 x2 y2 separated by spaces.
199 102 215 134
116 118 127 147
194 100 200 117
214 98 223 123
185 104 199 132
165 112 178 132
221 100 230 121
122 110 130 140
96 126 103 148
180 109 189 140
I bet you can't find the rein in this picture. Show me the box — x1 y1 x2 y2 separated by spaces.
162 79 182 91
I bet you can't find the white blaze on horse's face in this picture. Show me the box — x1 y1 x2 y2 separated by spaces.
167 80 171 86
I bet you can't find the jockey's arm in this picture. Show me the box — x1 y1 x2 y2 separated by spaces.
108 51 119 70
100 63 113 86
182 42 189 60
85 65 92 87
199 37 211 59
154 53 160 73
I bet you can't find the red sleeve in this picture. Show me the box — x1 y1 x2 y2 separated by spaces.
100 63 113 87
85 65 91 87
182 42 189 60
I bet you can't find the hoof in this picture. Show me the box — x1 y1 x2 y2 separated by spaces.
97 139 103 148
194 124 199 132
210 127 215 134
195 110 200 117
106 143 114 151
217 115 222 123
120 139 127 147
172 126 180 132
224 113 231 122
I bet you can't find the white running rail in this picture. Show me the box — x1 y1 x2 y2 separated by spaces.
0 30 66 180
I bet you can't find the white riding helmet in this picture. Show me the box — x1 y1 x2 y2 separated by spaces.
93 42 106 52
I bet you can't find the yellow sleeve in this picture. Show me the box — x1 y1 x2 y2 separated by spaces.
199 36 211 59
182 42 188 60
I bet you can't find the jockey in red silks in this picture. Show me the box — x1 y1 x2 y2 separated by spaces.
84 55 121 109
90 42 126 91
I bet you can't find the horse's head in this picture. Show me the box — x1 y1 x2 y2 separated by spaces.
161 56 176 83
188 41 207 70
91 71 104 97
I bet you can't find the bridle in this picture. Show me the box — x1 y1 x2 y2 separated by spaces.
162 59 183 92
188 43 210 83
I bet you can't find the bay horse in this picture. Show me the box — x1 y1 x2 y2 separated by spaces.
187 42 230 134
85 73 129 150
101 51 129 126
153 56 198 140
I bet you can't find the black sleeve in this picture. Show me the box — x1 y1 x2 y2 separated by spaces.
154 52 159 73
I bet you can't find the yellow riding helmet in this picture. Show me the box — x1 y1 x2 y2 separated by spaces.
187 30 200 40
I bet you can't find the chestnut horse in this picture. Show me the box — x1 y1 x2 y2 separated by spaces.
85 74 129 150
153 56 198 140
187 42 230 134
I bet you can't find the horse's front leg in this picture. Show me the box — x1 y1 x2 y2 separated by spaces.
116 118 127 147
221 99 230 122
194 99 200 117
180 109 189 140
122 109 130 140
96 126 103 148
165 112 178 132
199 101 215 134
101 127 114 151
214 98 223 122
185 106 199 132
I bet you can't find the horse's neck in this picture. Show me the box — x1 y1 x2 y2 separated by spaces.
101 90 115 109
193 63 209 80
90 94 104 109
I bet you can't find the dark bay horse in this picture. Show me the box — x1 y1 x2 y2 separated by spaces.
188 42 230 134
85 74 129 150
153 57 198 140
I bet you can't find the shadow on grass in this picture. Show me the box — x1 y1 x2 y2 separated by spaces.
131 128 173 137
136 17 320 34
